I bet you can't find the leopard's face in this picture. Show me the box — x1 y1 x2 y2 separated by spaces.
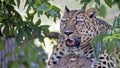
60 7 97 48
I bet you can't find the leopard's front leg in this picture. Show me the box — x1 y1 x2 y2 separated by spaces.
91 50 117 68
46 44 70 68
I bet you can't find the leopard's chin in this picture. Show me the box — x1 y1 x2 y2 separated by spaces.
65 37 81 48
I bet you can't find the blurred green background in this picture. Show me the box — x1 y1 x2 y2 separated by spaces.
0 0 120 68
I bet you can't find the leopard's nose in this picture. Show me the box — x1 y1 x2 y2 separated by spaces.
64 31 73 36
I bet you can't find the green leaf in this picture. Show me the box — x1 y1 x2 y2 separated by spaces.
3 25 9 37
113 16 120 30
113 17 117 29
99 41 105 53
16 0 20 8
27 11 36 22
104 0 113 8
115 28 120 33
23 26 31 39
28 0 33 4
40 25 50 35
93 43 100 61
39 35 45 43
49 10 57 17
117 1 120 9
81 0 91 10
35 19 41 26
99 5 106 18
5 0 9 4
117 16 120 24
16 30 23 46
112 34 120 39
114 39 120 48
49 5 61 12
53 17 57 22
37 3 49 12
9 0 16 5
85 0 91 4
80 0 84 4
40 0 49 3
105 40 117 54
37 11 43 17
92 31 107 44
45 12 50 18
95 0 100 5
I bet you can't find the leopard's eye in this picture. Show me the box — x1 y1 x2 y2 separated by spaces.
75 16 84 24
61 20 66 23
75 19 84 25
61 20 67 24
60 20 67 29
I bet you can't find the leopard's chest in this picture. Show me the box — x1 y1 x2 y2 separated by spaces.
66 47 84 56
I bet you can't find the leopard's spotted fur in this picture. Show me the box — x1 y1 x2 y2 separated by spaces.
46 6 119 68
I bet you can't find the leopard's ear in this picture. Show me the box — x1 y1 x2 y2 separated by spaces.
86 8 97 18
65 6 70 13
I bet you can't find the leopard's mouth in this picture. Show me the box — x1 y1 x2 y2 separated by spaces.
66 39 74 46
66 37 81 48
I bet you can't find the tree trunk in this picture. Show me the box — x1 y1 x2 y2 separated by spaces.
0 37 17 68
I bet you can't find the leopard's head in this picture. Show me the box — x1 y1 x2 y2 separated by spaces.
60 6 111 48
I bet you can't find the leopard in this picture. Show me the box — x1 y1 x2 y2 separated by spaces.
46 6 119 68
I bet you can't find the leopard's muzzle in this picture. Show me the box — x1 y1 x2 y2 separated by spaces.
65 37 81 48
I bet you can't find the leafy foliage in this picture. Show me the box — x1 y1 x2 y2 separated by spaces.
0 0 60 68
0 0 60 45
104 0 113 8
92 15 120 58
7 41 47 68
77 0 120 17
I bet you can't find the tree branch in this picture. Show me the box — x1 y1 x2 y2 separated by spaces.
45 32 60 39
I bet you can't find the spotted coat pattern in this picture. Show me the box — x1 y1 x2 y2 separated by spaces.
46 7 119 68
